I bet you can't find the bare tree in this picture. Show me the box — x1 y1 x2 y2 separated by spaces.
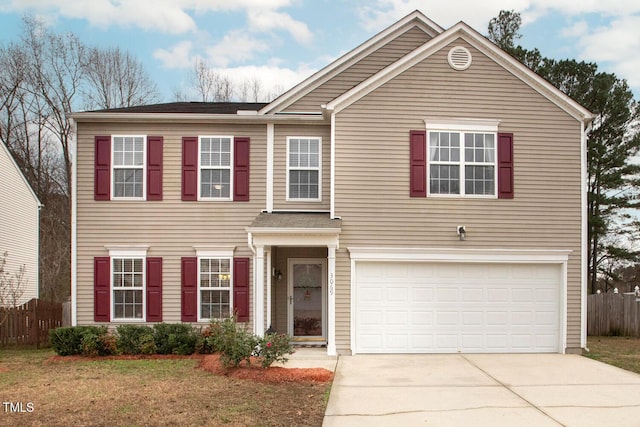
83 46 161 109
189 59 234 102
1 15 161 303
0 252 28 325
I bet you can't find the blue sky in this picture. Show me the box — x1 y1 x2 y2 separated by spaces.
0 0 638 104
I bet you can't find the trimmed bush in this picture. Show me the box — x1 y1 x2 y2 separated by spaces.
115 325 156 355
50 326 111 356
152 323 199 355
81 330 117 357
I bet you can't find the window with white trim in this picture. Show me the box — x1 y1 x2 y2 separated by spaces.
112 135 145 198
199 258 232 320
429 131 496 196
287 137 321 200
199 136 233 200
112 257 145 320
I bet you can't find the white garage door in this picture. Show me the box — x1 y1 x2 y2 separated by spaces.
355 262 561 353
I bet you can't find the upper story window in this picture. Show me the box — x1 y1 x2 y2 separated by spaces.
428 130 496 197
112 136 146 199
287 137 321 201
199 136 233 200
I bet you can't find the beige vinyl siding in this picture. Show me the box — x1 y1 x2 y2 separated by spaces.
273 124 331 211
285 27 432 113
76 123 267 325
0 145 39 305
332 39 584 352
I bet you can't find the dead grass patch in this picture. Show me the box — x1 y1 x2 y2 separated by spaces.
585 336 640 374
0 348 331 426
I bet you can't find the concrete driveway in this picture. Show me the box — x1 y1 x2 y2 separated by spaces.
323 354 640 426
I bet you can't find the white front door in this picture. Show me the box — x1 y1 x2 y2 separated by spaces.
288 259 326 341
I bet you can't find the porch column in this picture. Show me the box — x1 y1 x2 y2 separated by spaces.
266 248 272 330
255 245 265 336
327 245 337 356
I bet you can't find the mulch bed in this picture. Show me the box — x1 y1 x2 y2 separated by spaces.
42 353 334 384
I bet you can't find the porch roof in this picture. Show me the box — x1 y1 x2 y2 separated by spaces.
247 213 341 247
248 212 342 231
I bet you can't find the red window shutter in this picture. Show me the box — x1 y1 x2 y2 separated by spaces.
409 130 427 197
182 137 198 201
498 133 514 199
147 136 163 201
233 137 250 201
94 257 110 322
94 136 111 200
146 257 163 322
233 257 250 322
181 257 198 322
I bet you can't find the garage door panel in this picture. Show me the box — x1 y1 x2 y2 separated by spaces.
387 287 408 302
355 261 560 353
437 288 458 302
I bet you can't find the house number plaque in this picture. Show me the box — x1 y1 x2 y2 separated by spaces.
329 273 334 296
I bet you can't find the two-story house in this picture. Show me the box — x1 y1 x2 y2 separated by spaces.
70 11 593 355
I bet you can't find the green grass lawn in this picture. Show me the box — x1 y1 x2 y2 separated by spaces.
585 336 640 374
0 348 330 427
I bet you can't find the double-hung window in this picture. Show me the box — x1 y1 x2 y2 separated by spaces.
287 137 321 201
112 257 145 320
199 258 232 320
199 136 233 200
429 130 496 197
112 136 146 199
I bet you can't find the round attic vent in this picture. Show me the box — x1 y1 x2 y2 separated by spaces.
448 46 472 70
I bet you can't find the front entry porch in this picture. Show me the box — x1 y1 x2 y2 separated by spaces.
247 212 341 356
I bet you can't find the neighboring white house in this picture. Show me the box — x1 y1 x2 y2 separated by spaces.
0 141 41 306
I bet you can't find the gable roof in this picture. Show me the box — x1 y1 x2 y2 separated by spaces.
0 141 42 207
260 10 443 115
323 21 594 124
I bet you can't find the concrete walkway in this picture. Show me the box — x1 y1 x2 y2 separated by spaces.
323 354 640 426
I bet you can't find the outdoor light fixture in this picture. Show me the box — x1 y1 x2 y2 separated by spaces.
457 225 466 241
272 268 283 281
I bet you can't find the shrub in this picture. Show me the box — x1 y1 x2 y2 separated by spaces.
81 330 117 357
116 325 156 355
255 333 295 368
195 326 218 354
152 323 199 355
211 316 258 368
50 326 111 356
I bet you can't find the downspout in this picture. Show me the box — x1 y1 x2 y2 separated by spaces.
247 231 259 334
581 117 593 351
70 117 78 326
330 111 336 219
266 123 274 213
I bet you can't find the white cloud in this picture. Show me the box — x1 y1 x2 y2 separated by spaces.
205 31 270 67
3 0 313 40
5 0 197 33
153 41 194 69
560 21 588 38
357 0 530 32
247 9 313 44
215 64 315 94
568 15 640 88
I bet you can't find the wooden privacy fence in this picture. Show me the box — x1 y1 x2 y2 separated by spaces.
0 299 63 347
588 293 640 337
